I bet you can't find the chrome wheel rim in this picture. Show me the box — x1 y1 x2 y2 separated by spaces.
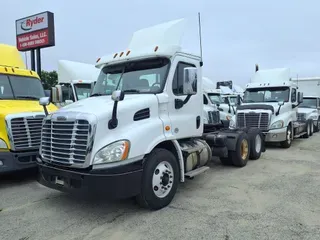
152 161 174 198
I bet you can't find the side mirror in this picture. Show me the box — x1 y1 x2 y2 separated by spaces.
298 92 303 103
237 95 241 105
51 87 58 103
55 85 63 103
39 97 50 116
111 90 125 102
182 67 197 95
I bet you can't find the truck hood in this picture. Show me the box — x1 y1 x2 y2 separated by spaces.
0 100 57 117
297 107 317 115
237 103 275 114
55 94 158 120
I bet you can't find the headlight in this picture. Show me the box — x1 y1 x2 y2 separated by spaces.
270 120 284 129
310 115 318 120
229 119 236 129
0 139 8 149
93 140 130 165
226 115 232 121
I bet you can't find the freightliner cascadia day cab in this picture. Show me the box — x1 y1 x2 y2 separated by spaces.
291 77 320 133
36 18 265 210
0 44 57 174
51 60 100 108
230 65 311 148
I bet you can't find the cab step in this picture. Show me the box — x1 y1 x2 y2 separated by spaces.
294 132 307 138
185 166 210 178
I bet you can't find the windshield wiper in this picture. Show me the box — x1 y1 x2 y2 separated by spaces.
265 100 278 102
123 89 140 93
15 96 39 100
90 93 106 97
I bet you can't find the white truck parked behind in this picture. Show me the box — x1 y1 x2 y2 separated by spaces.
51 60 100 107
291 77 320 132
230 65 311 148
36 18 265 210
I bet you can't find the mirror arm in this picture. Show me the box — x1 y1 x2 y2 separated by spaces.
42 106 48 116
276 105 282 116
108 101 119 129
175 95 192 110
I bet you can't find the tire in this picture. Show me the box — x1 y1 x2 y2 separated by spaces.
230 132 250 167
280 125 292 148
136 148 179 210
314 119 319 132
303 120 312 138
310 120 314 136
247 128 263 160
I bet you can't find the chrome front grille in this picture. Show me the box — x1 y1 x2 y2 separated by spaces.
41 119 91 166
236 112 269 131
10 115 45 150
208 111 220 124
297 113 306 121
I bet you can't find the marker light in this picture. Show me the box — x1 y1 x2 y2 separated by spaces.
154 46 159 52
126 50 131 56
96 57 101 63
113 53 118 58
120 52 124 57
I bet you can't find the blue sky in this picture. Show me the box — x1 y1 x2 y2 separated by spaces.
1 0 319 87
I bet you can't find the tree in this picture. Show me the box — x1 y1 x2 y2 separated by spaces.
41 70 58 89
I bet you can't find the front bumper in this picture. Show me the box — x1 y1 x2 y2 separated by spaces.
0 150 38 174
264 127 287 142
37 160 143 199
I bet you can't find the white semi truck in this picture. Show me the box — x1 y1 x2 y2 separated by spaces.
291 77 320 132
51 60 100 107
37 18 265 210
230 65 312 148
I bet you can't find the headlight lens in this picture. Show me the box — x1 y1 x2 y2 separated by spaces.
226 115 232 121
0 139 8 149
310 115 318 120
229 119 236 129
93 140 130 164
270 120 284 129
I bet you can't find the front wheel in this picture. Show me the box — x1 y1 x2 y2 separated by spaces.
136 148 179 210
280 126 292 148
314 119 320 132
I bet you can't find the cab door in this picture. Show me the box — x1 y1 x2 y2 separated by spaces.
166 55 203 139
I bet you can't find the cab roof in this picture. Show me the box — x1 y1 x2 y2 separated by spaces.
0 44 26 69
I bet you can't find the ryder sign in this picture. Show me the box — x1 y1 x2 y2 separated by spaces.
15 11 55 51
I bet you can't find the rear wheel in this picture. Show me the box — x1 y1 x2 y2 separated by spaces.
280 125 292 148
136 148 179 210
310 120 314 136
303 120 312 138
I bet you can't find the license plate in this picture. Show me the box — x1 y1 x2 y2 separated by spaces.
55 176 65 186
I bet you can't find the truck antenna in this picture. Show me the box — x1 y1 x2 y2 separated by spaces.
198 12 203 67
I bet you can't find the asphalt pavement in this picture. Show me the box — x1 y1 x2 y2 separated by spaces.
1 134 320 240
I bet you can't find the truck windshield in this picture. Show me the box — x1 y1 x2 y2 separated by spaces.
300 98 317 108
74 83 92 100
207 93 223 104
0 74 45 100
91 57 170 96
243 87 290 103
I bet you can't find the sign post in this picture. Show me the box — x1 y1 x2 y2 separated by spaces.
15 11 55 79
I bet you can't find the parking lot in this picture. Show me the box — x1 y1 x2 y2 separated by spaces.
1 135 320 240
